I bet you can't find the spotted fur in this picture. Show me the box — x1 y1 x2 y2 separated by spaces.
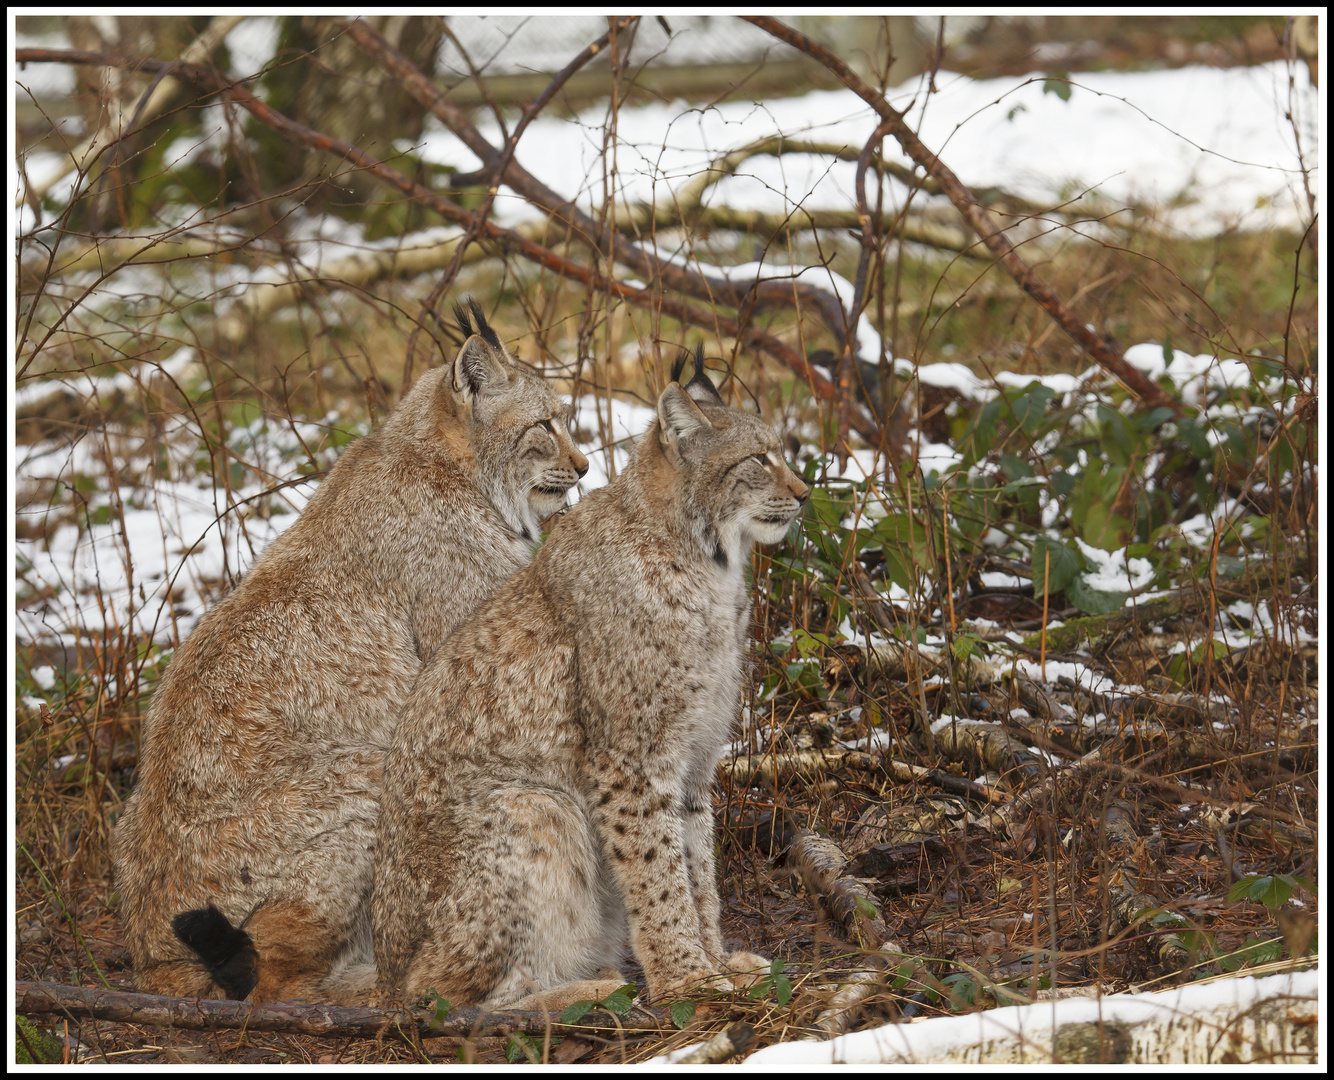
113 302 587 1003
373 359 809 1008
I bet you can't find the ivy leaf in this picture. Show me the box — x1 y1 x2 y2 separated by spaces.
505 1033 539 1063
669 1000 696 1029
1032 536 1080 596
748 977 773 1001
560 1000 594 1025
1066 576 1127 615
951 632 984 661
599 985 638 1017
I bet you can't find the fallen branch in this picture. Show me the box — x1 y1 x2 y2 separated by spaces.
673 1022 756 1064
785 830 892 953
720 746 1005 804
14 981 667 1040
744 970 1321 1064
929 717 1044 787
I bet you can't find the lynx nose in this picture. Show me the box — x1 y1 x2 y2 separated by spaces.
575 459 589 479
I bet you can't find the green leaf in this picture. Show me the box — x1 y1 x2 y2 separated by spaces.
422 988 452 1025
1135 406 1177 433
1011 384 1056 435
599 985 639 1017
1097 404 1135 466
1031 537 1080 596
669 1000 696 1029
853 894 880 920
807 487 851 530
793 629 837 658
505 1032 540 1063
560 1000 595 1025
774 974 793 1007
1041 73 1073 102
1066 576 1127 615
951 633 983 661
1176 416 1213 459
1189 639 1229 663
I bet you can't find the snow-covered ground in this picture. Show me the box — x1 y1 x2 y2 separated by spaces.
650 968 1319 1064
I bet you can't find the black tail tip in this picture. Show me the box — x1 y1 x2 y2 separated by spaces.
172 904 259 1001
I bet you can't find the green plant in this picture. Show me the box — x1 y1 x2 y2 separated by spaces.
746 958 793 1007
559 983 640 1025
16 1017 63 1064
1227 874 1315 910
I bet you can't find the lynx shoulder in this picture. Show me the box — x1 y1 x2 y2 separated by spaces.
112 299 587 1004
373 347 808 1010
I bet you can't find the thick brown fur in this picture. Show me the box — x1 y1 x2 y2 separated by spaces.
373 352 809 1008
113 302 587 1004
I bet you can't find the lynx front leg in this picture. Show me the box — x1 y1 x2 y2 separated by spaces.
590 771 720 1002
681 779 770 989
680 781 725 965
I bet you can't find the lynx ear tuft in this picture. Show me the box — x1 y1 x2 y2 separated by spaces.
452 296 503 352
452 298 476 339
683 343 725 405
453 336 510 401
670 347 691 385
670 345 725 405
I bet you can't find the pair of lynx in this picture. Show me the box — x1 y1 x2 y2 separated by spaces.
114 300 810 1011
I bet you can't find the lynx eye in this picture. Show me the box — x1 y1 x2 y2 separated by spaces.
754 453 770 466
539 419 556 434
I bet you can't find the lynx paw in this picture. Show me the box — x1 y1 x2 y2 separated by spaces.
653 969 736 1002
720 950 772 990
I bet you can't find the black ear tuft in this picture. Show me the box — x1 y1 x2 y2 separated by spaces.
172 905 259 1001
683 343 726 405
670 347 690 386
467 297 503 351
453 298 476 339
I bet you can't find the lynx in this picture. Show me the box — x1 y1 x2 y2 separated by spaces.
112 300 588 1004
373 348 810 1010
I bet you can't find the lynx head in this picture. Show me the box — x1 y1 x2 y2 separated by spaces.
412 297 587 542
653 345 809 570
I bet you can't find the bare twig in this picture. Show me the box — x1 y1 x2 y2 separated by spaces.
343 16 639 386
18 46 881 441
743 16 1183 416
16 46 881 438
